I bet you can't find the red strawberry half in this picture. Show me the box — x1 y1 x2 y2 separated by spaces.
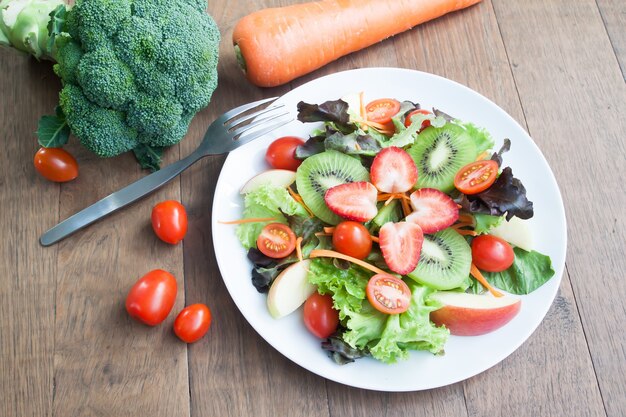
370 146 418 193
379 222 424 275
324 181 378 222
405 188 459 233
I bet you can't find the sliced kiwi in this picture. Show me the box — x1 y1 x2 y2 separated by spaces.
406 124 477 192
295 150 369 225
407 228 471 290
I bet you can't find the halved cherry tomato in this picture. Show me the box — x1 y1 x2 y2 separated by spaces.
256 223 296 258
332 221 372 260
454 160 499 195
303 292 339 339
125 269 177 326
404 109 432 130
365 98 401 124
174 303 212 343
151 200 188 244
471 235 515 272
366 274 412 315
265 136 305 171
33 147 78 182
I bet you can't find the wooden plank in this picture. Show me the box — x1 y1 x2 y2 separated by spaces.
49 95 189 415
491 0 626 416
596 0 626 77
0 55 59 417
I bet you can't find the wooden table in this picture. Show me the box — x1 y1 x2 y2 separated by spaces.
1 0 624 416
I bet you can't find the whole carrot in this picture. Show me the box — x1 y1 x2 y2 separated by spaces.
233 0 482 87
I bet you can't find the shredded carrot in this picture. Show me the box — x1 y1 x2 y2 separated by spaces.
309 249 387 275
219 217 276 225
377 192 410 202
314 232 333 237
458 213 474 223
455 229 477 236
452 222 474 229
384 194 395 206
470 263 504 297
288 187 315 217
476 151 489 161
323 227 336 234
295 237 303 262
401 197 411 217
370 235 379 243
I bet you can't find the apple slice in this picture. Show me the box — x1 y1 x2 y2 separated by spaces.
267 259 316 319
240 169 297 194
429 291 521 336
489 216 533 251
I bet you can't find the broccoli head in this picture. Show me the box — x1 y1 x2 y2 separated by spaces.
53 0 220 164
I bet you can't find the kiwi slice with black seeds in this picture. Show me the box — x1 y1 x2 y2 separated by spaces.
295 150 369 225
407 124 477 192
407 228 471 290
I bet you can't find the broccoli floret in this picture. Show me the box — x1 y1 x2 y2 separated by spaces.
53 0 220 166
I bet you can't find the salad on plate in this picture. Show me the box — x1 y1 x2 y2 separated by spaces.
226 93 555 365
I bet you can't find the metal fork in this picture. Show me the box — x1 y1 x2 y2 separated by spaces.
39 97 292 246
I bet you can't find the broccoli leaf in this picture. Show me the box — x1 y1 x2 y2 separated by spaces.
46 5 68 54
132 144 164 172
37 106 70 148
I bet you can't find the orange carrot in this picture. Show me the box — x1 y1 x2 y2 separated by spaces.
470 263 504 297
309 249 388 275
475 151 489 160
233 0 483 87
296 237 304 262
219 217 277 225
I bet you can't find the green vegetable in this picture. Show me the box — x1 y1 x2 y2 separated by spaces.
469 247 555 295
235 184 309 250
306 257 449 364
0 0 63 60
1 0 220 170
473 213 504 234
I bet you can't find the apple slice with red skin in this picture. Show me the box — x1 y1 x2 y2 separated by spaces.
240 169 296 194
429 291 521 336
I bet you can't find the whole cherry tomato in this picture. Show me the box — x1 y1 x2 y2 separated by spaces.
151 200 188 244
332 221 372 260
125 269 177 326
33 147 78 182
173 303 212 343
265 136 305 171
471 234 515 272
303 292 339 339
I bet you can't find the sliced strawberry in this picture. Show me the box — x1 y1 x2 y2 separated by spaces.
379 222 424 275
370 146 418 193
324 181 378 222
405 188 459 233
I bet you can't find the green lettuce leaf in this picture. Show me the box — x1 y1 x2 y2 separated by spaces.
473 213 504 234
470 247 555 294
235 184 309 249
307 258 369 317
459 121 496 155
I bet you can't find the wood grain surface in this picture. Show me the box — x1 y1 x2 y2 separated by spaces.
1 0 624 416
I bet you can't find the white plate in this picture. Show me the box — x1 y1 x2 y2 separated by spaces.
211 68 567 391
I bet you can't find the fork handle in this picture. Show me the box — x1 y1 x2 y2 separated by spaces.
40 149 205 246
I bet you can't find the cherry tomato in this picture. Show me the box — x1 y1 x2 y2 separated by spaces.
151 200 188 244
33 147 78 182
365 98 401 124
125 269 177 326
265 136 305 171
404 109 432 131
471 235 515 272
332 221 372 260
454 160 499 195
303 292 339 339
366 274 412 315
173 303 212 343
256 223 296 258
